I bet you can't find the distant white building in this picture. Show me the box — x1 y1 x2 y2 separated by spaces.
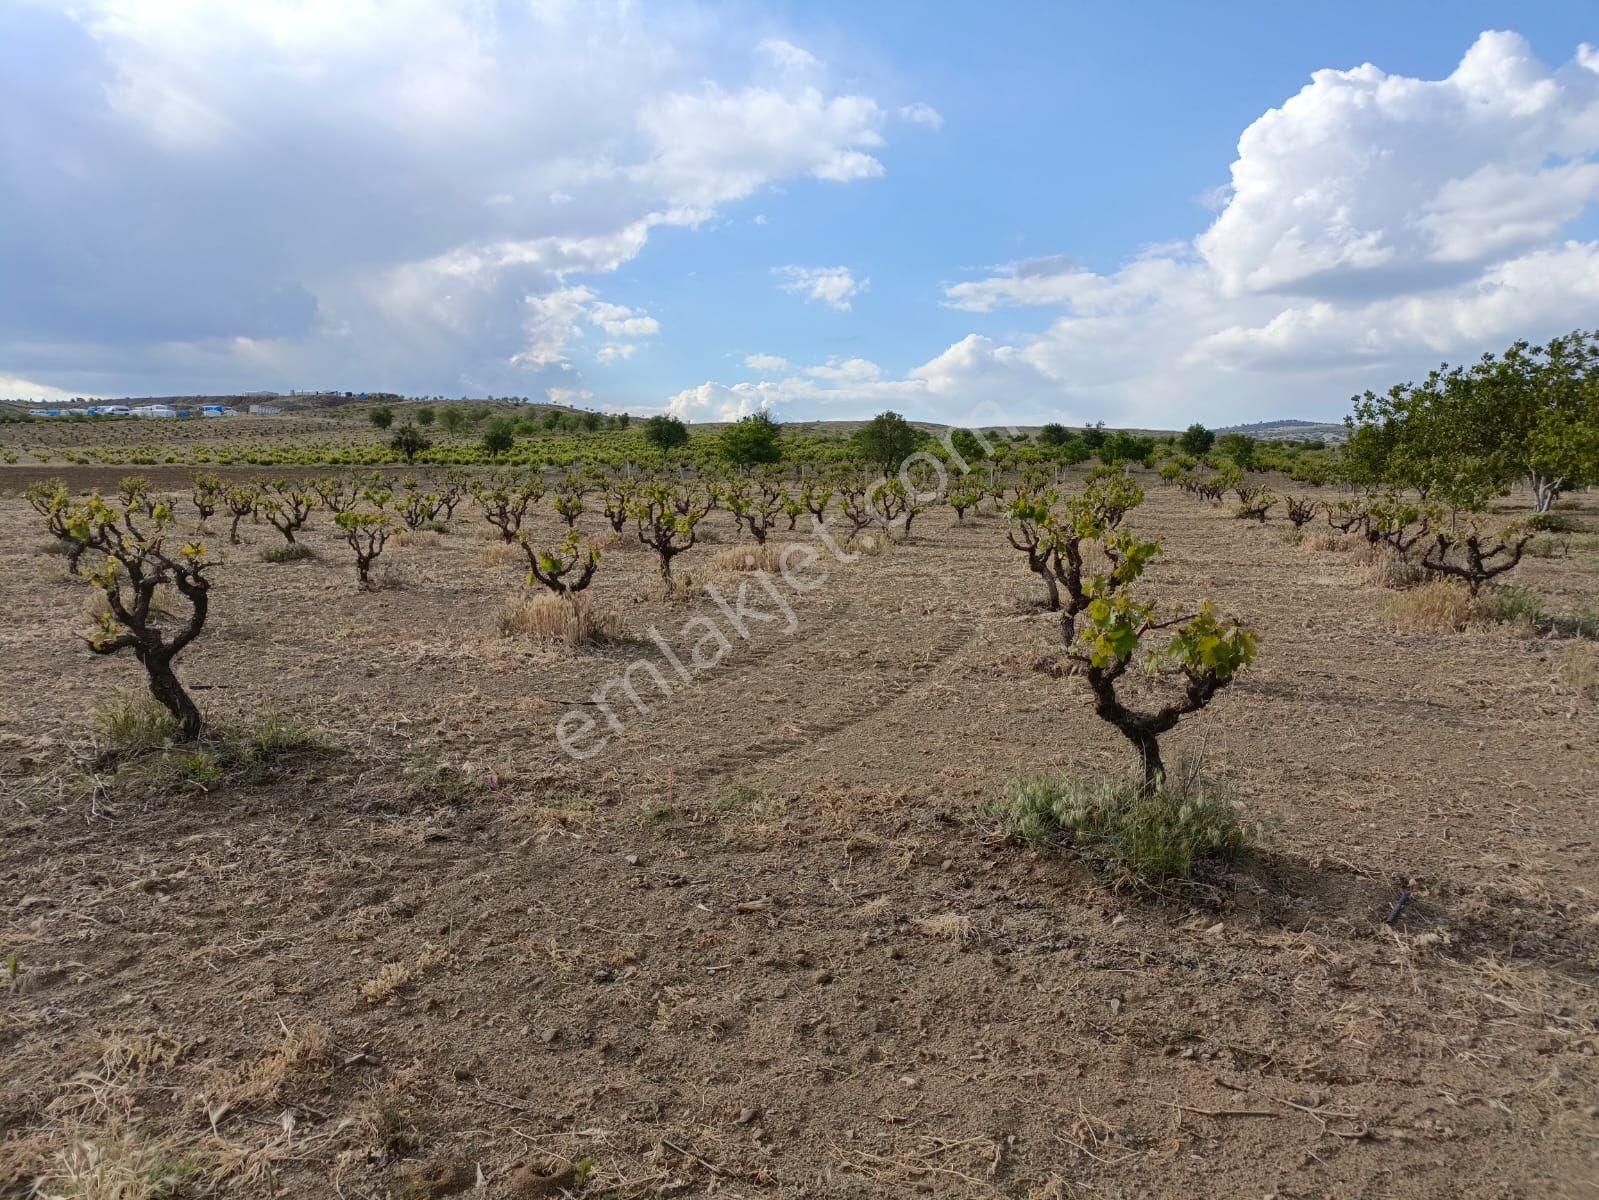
132 404 178 418
249 403 283 415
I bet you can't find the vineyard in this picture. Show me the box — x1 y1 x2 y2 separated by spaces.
2 398 1597 1197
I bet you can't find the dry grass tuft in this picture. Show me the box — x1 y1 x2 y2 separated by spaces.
847 530 890 556
913 912 976 946
1361 549 1427 590
225 1021 332 1108
1557 643 1598 699
360 944 448 1006
1382 581 1488 633
391 529 444 550
711 543 789 573
1299 530 1345 553
496 593 620 645
476 540 521 568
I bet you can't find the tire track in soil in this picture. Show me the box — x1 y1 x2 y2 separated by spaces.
594 536 990 783
683 609 980 783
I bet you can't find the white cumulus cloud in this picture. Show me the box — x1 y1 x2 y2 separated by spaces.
774 265 868 311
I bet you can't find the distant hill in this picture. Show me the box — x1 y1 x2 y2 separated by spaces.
1216 418 1347 444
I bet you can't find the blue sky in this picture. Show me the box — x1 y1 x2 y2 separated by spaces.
3 2 1598 428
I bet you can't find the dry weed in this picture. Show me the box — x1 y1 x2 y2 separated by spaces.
1300 530 1345 553
1383 582 1488 633
496 594 620 645
476 540 521 568
913 912 976 946
710 543 790 573
224 1021 332 1108
1557 643 1598 699
1360 549 1427 590
359 944 448 1006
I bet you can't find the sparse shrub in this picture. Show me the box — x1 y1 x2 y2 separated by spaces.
260 482 316 545
472 471 544 541
61 493 217 738
1421 518 1533 595
224 484 259 544
26 478 88 573
1284 495 1319 527
711 543 784 573
1301 529 1346 553
1486 584 1547 632
1558 643 1598 699
1362 549 1427 590
336 509 392 588
518 528 600 598
995 763 1254 889
1526 511 1578 534
632 481 708 592
262 541 315 563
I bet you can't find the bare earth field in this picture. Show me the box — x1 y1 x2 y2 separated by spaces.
2 469 1597 1198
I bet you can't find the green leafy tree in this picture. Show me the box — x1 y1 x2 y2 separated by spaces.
1177 423 1214 455
439 406 467 435
1037 423 1072 447
391 423 430 464
369 406 394 430
720 411 783 466
482 418 517 458
852 411 917 472
641 414 689 454
948 427 988 463
1215 433 1257 470
415 407 435 427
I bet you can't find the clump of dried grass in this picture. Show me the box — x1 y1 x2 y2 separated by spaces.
1558 643 1598 699
360 944 448 1006
1360 549 1427 591
1299 530 1345 553
913 912 976 946
496 594 620 645
711 543 788 573
1382 582 1489 633
847 530 891 556
391 529 444 549
224 1021 332 1108
476 540 521 568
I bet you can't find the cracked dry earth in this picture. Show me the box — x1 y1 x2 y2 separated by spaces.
2 473 1597 1198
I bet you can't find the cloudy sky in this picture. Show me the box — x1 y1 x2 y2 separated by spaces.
3 2 1598 427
